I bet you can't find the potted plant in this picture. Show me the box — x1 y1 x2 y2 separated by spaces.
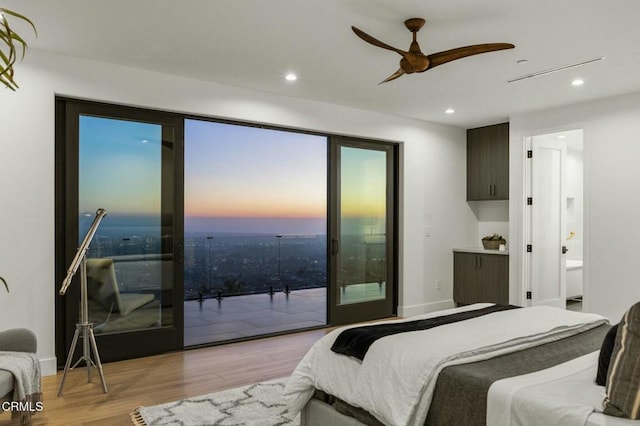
0 6 36 90
482 233 506 250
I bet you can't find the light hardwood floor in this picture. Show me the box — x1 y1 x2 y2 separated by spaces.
0 329 328 426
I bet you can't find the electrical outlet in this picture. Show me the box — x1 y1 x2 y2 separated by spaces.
436 280 442 290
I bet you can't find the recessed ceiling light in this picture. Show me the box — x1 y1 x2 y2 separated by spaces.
557 135 566 139
285 73 297 82
445 108 455 114
571 78 584 86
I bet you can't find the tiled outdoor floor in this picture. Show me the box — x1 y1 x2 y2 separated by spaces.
184 287 328 346
184 282 387 346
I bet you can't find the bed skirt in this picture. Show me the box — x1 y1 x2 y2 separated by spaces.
301 399 367 426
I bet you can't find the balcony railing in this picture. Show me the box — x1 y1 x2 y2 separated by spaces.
85 232 384 304
183 233 327 301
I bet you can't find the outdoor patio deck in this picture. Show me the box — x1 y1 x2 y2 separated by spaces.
184 287 327 346
183 282 386 346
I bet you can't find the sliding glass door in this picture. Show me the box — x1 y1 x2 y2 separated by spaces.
56 99 399 361
329 137 397 325
56 99 184 363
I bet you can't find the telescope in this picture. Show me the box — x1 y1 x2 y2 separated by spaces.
59 208 108 295
57 208 109 396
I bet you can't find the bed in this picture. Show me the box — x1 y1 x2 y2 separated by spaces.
284 303 640 426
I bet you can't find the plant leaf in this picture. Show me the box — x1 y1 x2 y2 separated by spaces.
0 7 37 35
0 276 8 293
0 7 36 90
0 74 18 90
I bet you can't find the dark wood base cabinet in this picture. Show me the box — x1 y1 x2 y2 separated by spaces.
454 252 508 305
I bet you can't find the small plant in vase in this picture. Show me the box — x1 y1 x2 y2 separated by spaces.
482 233 506 250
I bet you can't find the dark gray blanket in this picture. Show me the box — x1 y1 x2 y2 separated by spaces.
314 323 610 426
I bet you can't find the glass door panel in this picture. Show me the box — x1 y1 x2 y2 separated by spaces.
338 147 387 306
79 116 171 334
330 137 396 325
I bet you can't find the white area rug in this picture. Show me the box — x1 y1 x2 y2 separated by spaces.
131 377 299 426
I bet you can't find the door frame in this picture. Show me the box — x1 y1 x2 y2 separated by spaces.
521 127 584 308
55 97 185 363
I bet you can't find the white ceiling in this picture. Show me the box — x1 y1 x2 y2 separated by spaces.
533 129 583 152
5 0 640 128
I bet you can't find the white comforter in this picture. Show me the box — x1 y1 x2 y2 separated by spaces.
284 304 607 426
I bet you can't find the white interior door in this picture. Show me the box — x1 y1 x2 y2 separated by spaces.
528 136 567 307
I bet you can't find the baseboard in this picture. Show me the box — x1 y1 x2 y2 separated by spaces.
398 299 455 318
40 357 57 377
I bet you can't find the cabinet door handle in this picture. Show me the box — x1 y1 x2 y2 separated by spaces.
488 185 492 196
478 256 482 269
492 185 496 196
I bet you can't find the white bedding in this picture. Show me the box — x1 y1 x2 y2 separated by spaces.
284 304 607 426
487 351 639 426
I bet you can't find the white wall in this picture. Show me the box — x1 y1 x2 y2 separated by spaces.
566 148 584 261
509 91 640 322
0 51 478 374
471 201 509 249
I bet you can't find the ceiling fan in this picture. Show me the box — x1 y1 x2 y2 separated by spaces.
352 18 514 84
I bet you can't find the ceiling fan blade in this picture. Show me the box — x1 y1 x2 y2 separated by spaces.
379 68 405 85
352 26 407 55
426 43 514 69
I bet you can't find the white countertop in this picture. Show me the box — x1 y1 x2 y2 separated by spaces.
453 247 509 255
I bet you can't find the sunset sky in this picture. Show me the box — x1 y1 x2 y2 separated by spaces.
79 115 162 215
78 116 385 235
340 146 386 219
184 119 327 219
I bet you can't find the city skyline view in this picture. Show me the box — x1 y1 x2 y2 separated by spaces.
72 110 388 348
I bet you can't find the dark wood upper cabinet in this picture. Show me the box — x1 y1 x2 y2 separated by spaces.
467 122 509 200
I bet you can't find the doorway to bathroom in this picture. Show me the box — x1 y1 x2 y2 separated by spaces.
524 129 584 311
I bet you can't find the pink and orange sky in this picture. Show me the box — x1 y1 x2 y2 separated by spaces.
79 116 386 235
